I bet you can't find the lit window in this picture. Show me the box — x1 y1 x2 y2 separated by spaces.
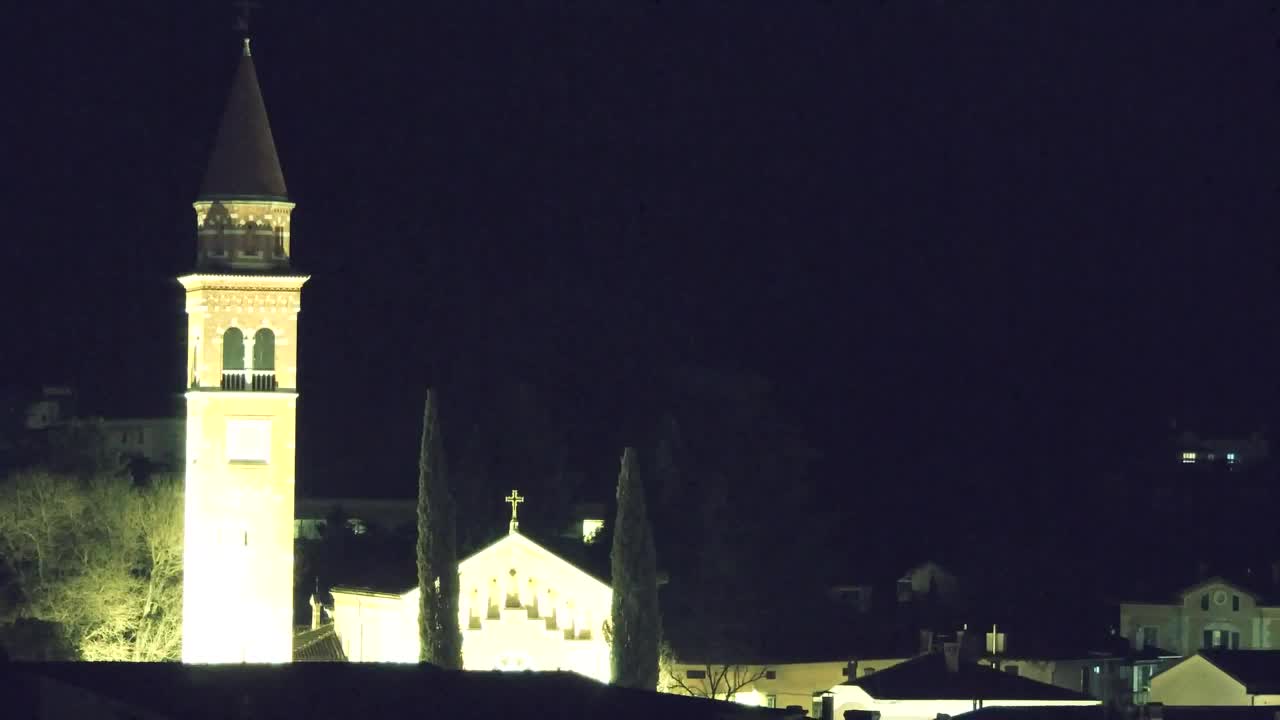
582 518 604 543
226 419 271 463
1227 452 1237 463
1181 451 1197 464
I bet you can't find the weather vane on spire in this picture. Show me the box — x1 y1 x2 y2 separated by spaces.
233 0 262 55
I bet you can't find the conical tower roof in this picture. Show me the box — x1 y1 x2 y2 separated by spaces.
199 40 288 201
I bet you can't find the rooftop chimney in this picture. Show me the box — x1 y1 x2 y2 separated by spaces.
943 642 961 673
920 629 936 655
309 593 321 630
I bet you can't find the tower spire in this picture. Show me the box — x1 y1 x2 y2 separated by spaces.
199 36 286 201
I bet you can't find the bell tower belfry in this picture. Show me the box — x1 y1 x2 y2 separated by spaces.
180 38 307 664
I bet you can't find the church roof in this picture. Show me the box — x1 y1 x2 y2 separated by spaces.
329 529 611 597
199 40 288 201
293 624 347 662
459 530 612 590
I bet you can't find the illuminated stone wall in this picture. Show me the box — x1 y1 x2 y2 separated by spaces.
180 275 305 391
180 274 307 664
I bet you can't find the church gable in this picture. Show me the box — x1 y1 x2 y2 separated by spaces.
329 493 613 680
460 531 611 596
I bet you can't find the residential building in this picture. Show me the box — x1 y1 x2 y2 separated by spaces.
1120 578 1280 655
294 497 416 539
663 658 911 711
23 386 76 429
1173 430 1269 470
99 417 184 471
1149 650 1280 706
829 647 1100 720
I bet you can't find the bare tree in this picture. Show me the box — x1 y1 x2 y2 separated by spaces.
0 471 182 660
659 642 771 702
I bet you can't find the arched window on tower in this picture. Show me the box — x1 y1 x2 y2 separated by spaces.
251 328 277 391
242 222 263 257
221 328 245 390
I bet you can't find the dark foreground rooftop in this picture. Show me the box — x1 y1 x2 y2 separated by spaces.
4 662 798 720
842 652 1097 702
950 706 1106 720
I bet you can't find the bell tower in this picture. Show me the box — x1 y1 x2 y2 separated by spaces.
180 37 307 663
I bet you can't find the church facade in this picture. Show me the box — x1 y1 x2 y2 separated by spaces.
331 497 613 681
180 38 307 664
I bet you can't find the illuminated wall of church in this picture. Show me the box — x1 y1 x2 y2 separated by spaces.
330 531 611 681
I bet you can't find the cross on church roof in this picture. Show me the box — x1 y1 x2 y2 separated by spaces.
505 490 525 533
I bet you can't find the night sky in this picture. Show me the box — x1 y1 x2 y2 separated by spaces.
6 2 1277 546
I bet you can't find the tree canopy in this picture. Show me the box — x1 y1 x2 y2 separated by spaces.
0 471 183 660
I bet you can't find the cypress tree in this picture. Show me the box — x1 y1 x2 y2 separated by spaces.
435 448 464 669
416 388 462 667
610 447 660 689
416 390 440 663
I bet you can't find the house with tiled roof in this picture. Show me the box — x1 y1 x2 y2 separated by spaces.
829 640 1100 717
1149 650 1280 706
949 705 1106 720
829 647 1100 720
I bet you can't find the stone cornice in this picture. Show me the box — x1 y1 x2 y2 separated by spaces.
178 274 310 292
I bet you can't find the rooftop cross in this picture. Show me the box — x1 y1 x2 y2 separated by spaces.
505 489 525 533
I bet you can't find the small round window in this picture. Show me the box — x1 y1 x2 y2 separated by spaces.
1214 590 1228 606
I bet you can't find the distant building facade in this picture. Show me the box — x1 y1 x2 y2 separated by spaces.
1120 578 1280 657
